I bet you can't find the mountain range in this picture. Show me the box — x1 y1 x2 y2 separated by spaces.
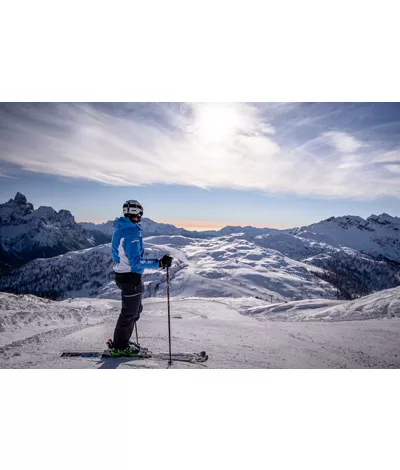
1 193 399 301
81 209 400 264
80 218 280 238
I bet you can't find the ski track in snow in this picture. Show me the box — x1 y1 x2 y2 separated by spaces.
1 293 400 369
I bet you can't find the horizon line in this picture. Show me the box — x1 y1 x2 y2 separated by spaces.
75 217 290 231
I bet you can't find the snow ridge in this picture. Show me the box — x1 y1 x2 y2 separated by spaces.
291 214 400 262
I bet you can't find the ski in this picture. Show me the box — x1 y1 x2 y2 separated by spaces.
60 350 150 359
60 349 208 362
61 351 104 358
152 351 208 363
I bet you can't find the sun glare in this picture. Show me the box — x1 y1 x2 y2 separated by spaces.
193 103 244 143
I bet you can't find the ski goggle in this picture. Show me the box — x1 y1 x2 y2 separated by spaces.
123 203 143 213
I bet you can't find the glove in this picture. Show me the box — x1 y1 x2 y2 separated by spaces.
159 254 173 269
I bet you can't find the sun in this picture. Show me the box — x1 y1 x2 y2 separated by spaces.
193 103 244 143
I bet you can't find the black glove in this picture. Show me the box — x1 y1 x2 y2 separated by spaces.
159 254 173 269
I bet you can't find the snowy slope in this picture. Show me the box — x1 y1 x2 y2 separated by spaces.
2 229 399 302
242 285 400 321
0 293 117 348
1 289 399 369
0 233 338 302
0 242 183 300
165 233 336 300
252 232 400 296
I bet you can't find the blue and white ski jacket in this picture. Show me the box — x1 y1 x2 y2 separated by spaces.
112 217 159 274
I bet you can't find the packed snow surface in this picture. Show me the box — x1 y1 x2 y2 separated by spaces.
1 286 399 369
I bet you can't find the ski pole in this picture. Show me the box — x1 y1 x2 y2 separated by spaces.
134 321 139 345
166 265 172 365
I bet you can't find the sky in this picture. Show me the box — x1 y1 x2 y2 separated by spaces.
0 102 399 230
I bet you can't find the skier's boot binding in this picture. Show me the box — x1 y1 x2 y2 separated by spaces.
111 344 141 357
106 339 141 357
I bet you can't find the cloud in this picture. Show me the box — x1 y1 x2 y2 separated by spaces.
0 173 15 179
322 131 365 152
370 150 400 174
0 103 399 200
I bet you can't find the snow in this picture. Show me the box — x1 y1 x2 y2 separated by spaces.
292 214 400 262
1 286 399 369
242 286 400 321
1 233 340 302
1 194 400 369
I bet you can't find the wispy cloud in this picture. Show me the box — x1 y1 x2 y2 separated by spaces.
0 103 399 200
322 131 365 152
0 173 15 179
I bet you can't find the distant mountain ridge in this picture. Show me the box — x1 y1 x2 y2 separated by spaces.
80 219 280 239
0 193 109 272
81 212 400 264
291 213 400 263
1 192 400 295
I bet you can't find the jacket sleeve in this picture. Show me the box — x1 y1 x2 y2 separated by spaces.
124 233 160 270
111 231 121 263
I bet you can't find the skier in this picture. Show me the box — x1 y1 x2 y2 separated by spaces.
109 199 173 356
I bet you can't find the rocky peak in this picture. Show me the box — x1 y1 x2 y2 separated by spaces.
1 192 34 224
367 213 399 226
9 192 33 212
35 206 57 220
57 209 75 225
13 192 28 205
0 193 99 269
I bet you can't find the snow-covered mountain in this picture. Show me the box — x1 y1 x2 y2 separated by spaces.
0 241 185 300
1 192 399 302
291 213 400 262
2 221 399 301
252 232 400 298
0 193 110 272
79 220 115 238
0 233 338 301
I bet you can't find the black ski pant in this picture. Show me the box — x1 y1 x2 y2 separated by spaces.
113 272 143 349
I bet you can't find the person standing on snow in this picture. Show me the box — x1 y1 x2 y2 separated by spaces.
110 199 173 356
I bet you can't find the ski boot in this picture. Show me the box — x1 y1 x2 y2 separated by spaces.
106 339 151 358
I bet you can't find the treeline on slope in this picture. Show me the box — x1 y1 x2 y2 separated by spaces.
311 254 400 300
0 250 115 299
